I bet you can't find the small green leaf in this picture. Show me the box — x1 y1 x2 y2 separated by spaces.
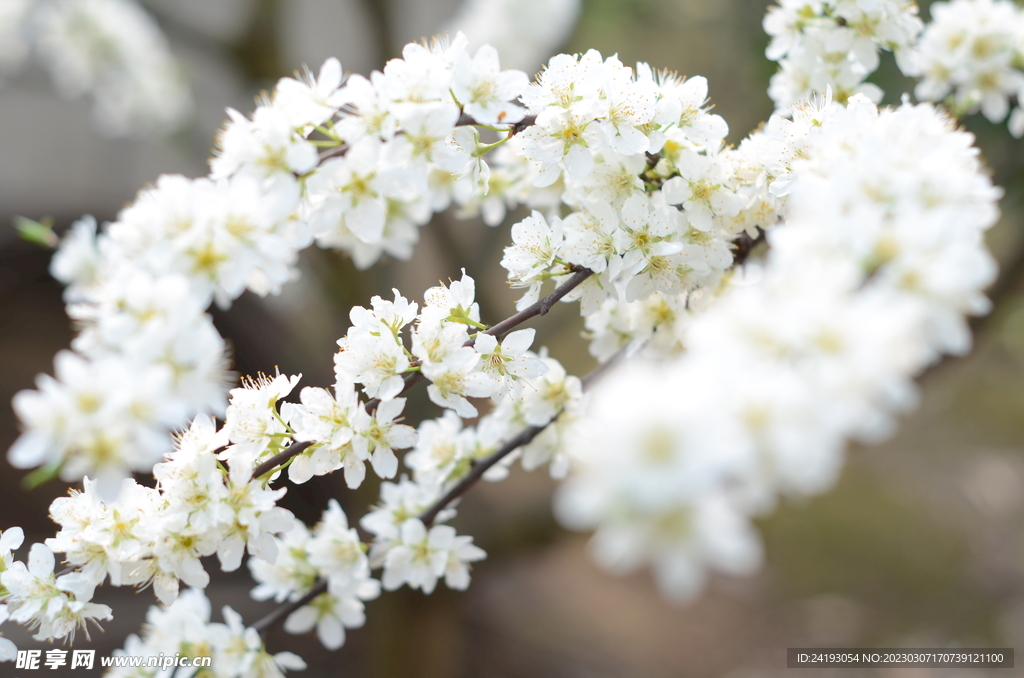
14 215 58 248
22 458 63 490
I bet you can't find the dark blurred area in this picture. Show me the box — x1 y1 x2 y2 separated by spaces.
3 0 1024 676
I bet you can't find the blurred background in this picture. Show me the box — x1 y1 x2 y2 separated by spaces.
3 0 1024 676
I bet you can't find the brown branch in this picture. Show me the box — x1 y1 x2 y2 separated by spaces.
321 108 535 161
509 114 537 136
486 267 593 340
731 227 768 267
251 440 314 481
418 346 624 527
419 423 549 527
253 579 329 636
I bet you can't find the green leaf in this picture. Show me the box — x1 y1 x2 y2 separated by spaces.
22 458 63 490
14 215 58 248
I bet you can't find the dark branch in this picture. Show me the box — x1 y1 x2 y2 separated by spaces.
322 108 535 161
486 267 593 340
251 440 314 481
731 227 768 267
253 579 329 636
419 345 624 527
419 422 550 526
509 114 537 136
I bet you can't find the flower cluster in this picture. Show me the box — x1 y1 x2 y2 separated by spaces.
501 61 831 362
104 589 305 678
0 378 334 651
9 33 537 491
556 94 1000 601
249 500 380 651
40 417 292 611
902 0 1024 135
221 34 534 270
0 529 112 650
0 0 191 136
764 0 923 108
11 223 231 498
2 258 589 662
270 270 557 489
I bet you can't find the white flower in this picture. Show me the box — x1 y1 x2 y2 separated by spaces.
210 605 306 677
422 347 493 417
273 57 347 130
501 211 565 309
155 416 230 534
361 477 444 549
379 39 452 105
211 105 317 180
380 519 485 594
0 620 15 662
0 527 25 570
306 500 370 586
50 215 103 301
222 372 301 475
422 269 481 325
474 329 549 399
35 0 192 137
334 327 410 402
517 354 584 427
404 411 466 484
283 577 380 651
617 192 692 302
451 42 529 125
352 398 418 479
385 102 462 190
521 50 605 116
412 315 471 367
644 70 729 149
48 477 160 600
518 109 604 187
287 383 361 486
662 151 743 232
308 138 407 248
215 466 293 572
906 0 1024 125
249 522 317 604
335 72 397 142
2 543 112 642
561 200 628 277
599 55 657 155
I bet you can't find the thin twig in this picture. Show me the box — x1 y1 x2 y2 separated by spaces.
486 267 593 340
418 345 625 527
251 440 314 481
731 227 767 267
419 423 550 526
252 579 329 636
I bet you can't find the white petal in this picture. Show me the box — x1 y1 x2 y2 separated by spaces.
284 605 318 634
370 448 398 478
28 543 54 578
317 615 345 650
